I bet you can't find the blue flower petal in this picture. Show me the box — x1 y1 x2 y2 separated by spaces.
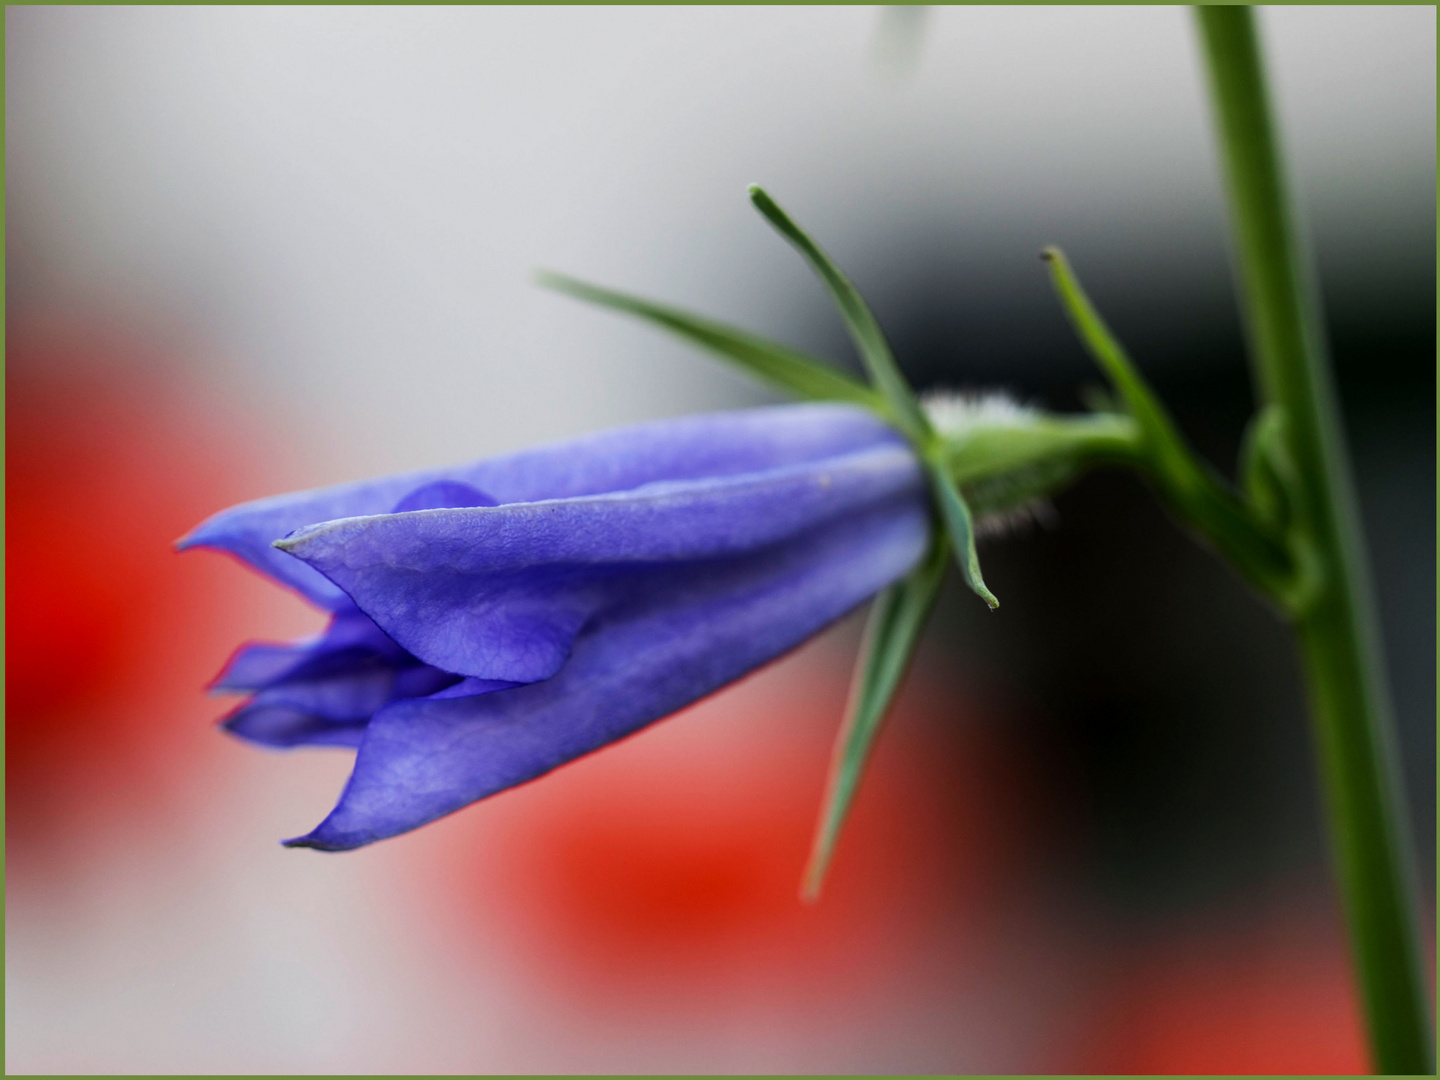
391 480 497 514
211 608 407 692
283 487 930 850
177 404 899 609
223 704 370 749
222 666 508 750
278 443 923 683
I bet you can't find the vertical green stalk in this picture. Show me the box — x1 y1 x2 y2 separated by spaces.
1194 7 1431 1073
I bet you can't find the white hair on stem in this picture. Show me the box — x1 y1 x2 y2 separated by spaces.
921 388 1059 542
919 388 1039 436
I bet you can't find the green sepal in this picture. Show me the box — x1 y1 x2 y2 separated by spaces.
747 186 932 443
1041 246 1204 476
930 467 999 610
536 271 886 412
802 534 949 901
747 187 997 607
544 191 1001 610
1041 245 1297 607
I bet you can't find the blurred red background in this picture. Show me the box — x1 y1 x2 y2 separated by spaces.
7 315 320 871
7 313 1378 1072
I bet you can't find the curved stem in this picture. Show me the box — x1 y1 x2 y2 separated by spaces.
1194 8 1432 1073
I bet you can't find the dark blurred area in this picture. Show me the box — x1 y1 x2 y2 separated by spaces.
695 188 1435 1071
873 220 1435 1072
867 222 1436 901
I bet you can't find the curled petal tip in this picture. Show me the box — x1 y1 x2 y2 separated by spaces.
283 812 378 850
173 521 215 553
281 833 340 851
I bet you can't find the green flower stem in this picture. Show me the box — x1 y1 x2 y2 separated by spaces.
1195 8 1431 1073
936 412 1141 485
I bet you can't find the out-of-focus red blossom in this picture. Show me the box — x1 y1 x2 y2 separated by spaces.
415 649 1380 1073
1079 904 1368 1074
6 315 314 870
416 660 1031 1011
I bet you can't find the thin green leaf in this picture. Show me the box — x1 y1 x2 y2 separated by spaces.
931 467 999 610
746 187 1000 606
1041 245 1295 603
747 186 931 442
802 535 949 901
537 271 886 411
1040 246 1191 464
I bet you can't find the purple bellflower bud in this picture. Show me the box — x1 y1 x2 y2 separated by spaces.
180 403 930 850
